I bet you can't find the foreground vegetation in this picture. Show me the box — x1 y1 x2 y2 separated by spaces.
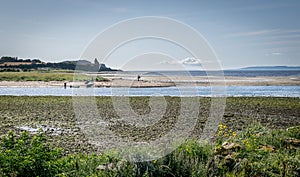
0 96 299 176
0 124 299 176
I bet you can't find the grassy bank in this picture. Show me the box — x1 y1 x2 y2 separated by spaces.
0 71 107 82
0 96 299 176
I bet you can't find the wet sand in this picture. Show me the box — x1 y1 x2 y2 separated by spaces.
0 75 299 87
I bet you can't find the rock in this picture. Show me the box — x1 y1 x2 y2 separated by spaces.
224 113 234 118
223 154 236 170
286 126 300 132
206 155 223 177
285 138 300 149
259 145 276 152
255 132 264 137
222 142 241 150
214 142 242 156
207 154 239 176
96 163 115 171
96 165 106 170
116 159 128 170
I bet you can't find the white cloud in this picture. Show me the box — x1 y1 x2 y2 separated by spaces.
265 52 284 56
233 3 293 12
158 57 204 66
258 40 300 46
281 30 300 34
180 57 202 66
272 52 283 55
226 29 300 39
226 29 279 38
158 60 176 65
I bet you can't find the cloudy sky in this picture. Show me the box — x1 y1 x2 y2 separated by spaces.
0 0 300 70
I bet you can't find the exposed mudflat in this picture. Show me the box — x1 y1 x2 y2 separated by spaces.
0 96 299 154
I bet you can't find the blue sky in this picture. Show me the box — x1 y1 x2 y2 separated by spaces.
0 0 299 70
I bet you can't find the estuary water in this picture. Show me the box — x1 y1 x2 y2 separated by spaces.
0 86 299 97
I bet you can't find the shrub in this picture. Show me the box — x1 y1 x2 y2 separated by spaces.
0 130 63 177
0 124 298 177
211 123 300 177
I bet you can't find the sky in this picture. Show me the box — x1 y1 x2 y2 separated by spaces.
0 0 300 70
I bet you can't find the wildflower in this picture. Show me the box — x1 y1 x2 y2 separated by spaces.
218 124 227 130
232 132 237 137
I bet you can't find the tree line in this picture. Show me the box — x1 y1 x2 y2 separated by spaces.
0 56 117 72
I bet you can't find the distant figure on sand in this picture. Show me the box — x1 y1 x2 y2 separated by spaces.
137 75 141 81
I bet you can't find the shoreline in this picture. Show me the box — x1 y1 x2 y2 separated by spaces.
0 76 299 87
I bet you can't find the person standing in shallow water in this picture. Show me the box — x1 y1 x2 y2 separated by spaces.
137 75 141 81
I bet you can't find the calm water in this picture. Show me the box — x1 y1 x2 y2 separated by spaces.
132 70 300 77
0 70 299 97
0 86 299 97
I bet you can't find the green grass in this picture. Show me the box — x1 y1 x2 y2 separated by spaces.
0 130 63 177
0 72 107 82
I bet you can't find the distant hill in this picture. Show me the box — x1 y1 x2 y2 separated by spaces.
0 56 119 72
240 66 300 70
